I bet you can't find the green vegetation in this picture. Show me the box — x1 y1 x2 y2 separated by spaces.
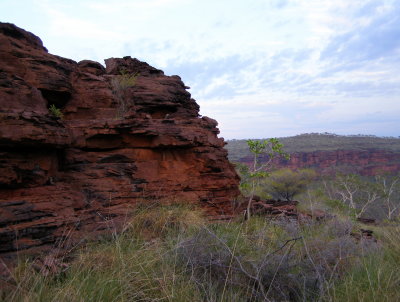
319 174 400 221
111 68 138 118
237 164 400 222
244 139 289 219
227 133 400 161
48 104 63 119
2 203 399 302
233 134 400 222
266 168 316 201
326 226 400 302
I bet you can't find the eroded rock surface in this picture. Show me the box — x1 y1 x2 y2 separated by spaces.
0 23 240 262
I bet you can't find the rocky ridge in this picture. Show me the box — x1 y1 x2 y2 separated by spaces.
278 149 400 175
238 149 400 176
227 135 400 176
0 23 240 263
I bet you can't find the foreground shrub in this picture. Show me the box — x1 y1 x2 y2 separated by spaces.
265 168 316 201
325 226 400 302
176 218 377 302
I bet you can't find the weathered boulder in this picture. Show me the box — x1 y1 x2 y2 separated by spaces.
0 23 240 263
251 199 298 218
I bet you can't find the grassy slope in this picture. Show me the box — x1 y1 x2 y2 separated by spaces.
2 203 400 302
227 133 400 161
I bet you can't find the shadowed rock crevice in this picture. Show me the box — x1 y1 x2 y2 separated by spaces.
39 88 71 108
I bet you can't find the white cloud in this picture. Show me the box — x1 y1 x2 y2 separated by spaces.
0 0 399 138
42 7 123 40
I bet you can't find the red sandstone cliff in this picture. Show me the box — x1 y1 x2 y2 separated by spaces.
279 149 400 175
239 149 400 176
0 23 240 262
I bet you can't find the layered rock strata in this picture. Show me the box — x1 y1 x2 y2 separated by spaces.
239 149 400 176
0 23 240 262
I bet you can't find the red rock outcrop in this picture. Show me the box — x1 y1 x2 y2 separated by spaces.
0 23 240 263
239 149 400 176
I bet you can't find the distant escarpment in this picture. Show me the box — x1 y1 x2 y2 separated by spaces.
240 149 400 176
227 134 400 176
0 23 240 262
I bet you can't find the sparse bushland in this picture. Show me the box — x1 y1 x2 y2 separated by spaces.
227 133 400 161
315 173 400 221
231 148 400 301
235 154 400 222
2 202 399 302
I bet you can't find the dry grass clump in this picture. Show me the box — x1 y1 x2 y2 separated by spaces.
1 203 205 302
176 217 377 302
325 225 400 302
127 202 206 238
110 70 138 118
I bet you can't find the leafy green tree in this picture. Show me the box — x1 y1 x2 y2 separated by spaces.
234 162 270 200
245 138 289 220
265 168 316 201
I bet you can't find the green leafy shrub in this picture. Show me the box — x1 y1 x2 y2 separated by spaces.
265 168 317 201
48 104 63 119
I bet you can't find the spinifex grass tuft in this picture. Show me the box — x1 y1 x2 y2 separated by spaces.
324 226 400 302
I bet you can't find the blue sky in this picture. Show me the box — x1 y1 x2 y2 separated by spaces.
1 0 399 139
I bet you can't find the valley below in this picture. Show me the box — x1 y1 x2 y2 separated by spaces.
227 133 400 176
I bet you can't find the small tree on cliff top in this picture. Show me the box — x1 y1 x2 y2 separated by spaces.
111 68 138 118
245 138 289 220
